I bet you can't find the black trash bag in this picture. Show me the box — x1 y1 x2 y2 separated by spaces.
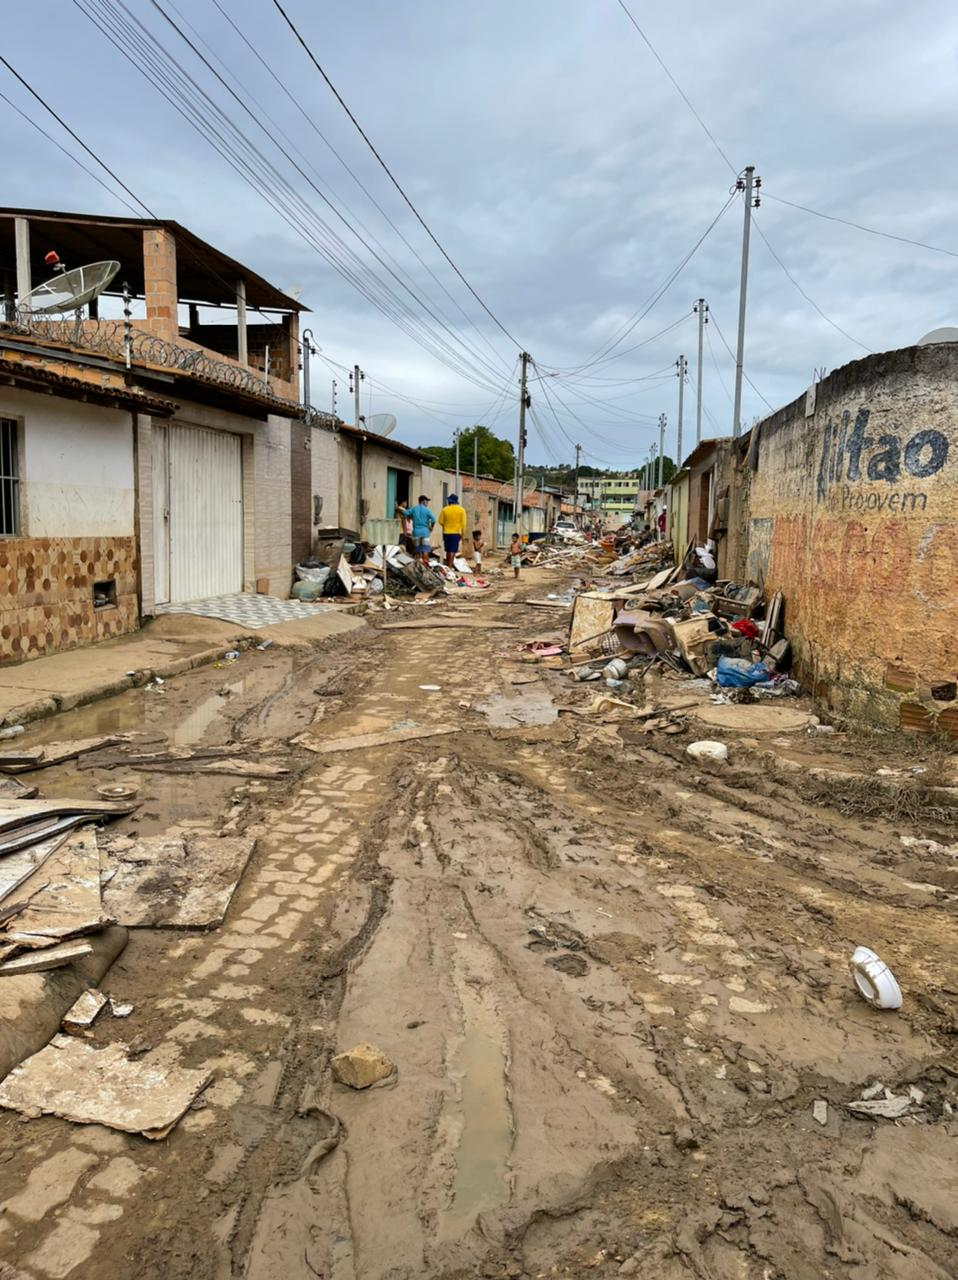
322 573 347 597
348 542 367 566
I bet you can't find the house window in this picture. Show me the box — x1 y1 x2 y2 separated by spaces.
0 419 20 536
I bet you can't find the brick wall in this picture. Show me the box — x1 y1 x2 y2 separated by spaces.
747 343 958 732
142 228 178 343
252 416 292 596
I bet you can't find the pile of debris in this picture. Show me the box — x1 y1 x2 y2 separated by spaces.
566 554 792 695
294 534 490 603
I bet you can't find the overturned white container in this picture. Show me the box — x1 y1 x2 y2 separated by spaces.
850 946 902 1010
603 658 628 680
686 740 728 764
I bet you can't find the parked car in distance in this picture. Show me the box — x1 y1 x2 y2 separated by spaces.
552 518 583 541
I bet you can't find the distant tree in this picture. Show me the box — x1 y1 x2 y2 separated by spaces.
418 425 516 482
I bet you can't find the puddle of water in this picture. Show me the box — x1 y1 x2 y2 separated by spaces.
475 690 557 728
173 689 232 746
443 990 512 1237
21 691 146 745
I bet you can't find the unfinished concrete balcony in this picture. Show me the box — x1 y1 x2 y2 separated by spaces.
0 209 316 417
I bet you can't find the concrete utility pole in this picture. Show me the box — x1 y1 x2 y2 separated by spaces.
350 364 364 428
473 431 479 523
516 352 530 534
454 428 461 495
301 328 316 410
657 414 666 489
574 443 581 513
733 166 761 437
675 356 687 470
693 299 708 445
331 379 337 416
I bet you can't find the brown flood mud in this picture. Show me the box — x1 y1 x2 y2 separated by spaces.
0 573 955 1280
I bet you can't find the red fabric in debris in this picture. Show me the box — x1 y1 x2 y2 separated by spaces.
731 619 760 638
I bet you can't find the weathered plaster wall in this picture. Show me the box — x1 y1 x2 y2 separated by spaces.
748 344 957 732
310 424 340 534
2 387 134 537
252 415 293 597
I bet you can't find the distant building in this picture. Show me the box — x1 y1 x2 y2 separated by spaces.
577 474 641 525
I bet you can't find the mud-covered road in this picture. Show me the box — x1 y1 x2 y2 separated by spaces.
1 573 956 1280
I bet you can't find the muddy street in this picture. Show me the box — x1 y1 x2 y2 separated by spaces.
0 578 956 1280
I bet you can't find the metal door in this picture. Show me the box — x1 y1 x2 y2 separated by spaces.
151 424 170 605
167 425 243 602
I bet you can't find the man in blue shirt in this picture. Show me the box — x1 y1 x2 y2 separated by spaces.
408 494 436 563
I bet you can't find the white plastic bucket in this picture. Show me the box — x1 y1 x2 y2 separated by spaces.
850 945 902 1010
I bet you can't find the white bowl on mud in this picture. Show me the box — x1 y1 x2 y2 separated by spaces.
850 946 902 1009
686 740 728 764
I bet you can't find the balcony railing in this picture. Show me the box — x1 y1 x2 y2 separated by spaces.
0 307 336 426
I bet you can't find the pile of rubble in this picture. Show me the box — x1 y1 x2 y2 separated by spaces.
294 537 491 603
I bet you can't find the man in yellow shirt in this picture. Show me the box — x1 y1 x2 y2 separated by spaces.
438 493 468 568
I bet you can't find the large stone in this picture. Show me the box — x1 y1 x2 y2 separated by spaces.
331 1042 395 1090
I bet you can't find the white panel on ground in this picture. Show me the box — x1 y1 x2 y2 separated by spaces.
168 425 243 603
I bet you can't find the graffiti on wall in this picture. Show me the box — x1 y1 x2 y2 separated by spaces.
817 407 950 509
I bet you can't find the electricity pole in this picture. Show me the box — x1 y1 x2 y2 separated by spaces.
693 299 707 445
675 356 687 470
657 414 666 489
473 431 478 524
516 352 530 534
573 442 581 515
732 166 761 437
331 379 337 417
350 364 365 429
301 329 315 410
454 428 460 495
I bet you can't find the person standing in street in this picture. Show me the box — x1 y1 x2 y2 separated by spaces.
472 527 484 572
510 530 522 579
438 493 467 568
409 494 436 564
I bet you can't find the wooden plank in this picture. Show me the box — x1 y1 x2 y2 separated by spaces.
381 620 518 631
0 940 94 975
294 724 460 755
0 830 107 954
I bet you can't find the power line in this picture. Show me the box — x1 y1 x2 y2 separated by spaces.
0 82 142 218
705 322 733 406
141 0 511 389
613 0 737 177
751 216 872 353
75 0 508 394
206 0 513 377
706 309 773 409
763 192 958 261
269 0 522 351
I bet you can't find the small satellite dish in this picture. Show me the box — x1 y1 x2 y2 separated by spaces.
20 260 121 314
367 413 397 438
917 326 958 346
523 474 538 493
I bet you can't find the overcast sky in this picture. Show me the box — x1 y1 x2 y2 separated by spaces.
4 1 957 468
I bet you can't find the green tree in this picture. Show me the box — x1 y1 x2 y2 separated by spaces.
418 425 516 482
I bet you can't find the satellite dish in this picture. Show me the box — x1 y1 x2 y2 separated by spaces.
917 326 958 346
20 260 121 314
523 474 538 493
367 413 397 438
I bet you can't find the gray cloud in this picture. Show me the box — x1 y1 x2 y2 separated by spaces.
4 0 957 466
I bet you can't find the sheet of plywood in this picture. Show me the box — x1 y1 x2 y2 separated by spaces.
569 596 615 652
100 833 256 928
0 1035 210 1139
0 799 135 838
0 830 107 956
0 831 73 907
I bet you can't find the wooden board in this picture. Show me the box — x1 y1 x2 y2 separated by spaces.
0 830 107 957
100 833 256 929
381 620 518 631
294 724 460 755
569 596 615 652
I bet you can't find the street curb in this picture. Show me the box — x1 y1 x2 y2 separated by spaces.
0 635 260 729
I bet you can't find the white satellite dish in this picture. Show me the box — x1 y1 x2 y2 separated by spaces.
523 473 538 493
917 326 958 346
20 260 121 314
367 413 397 438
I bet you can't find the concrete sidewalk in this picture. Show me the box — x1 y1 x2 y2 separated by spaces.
0 608 365 728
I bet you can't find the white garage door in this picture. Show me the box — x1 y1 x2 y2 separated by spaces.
153 424 243 604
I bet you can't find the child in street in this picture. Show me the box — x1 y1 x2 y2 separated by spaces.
472 528 484 572
510 530 521 579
